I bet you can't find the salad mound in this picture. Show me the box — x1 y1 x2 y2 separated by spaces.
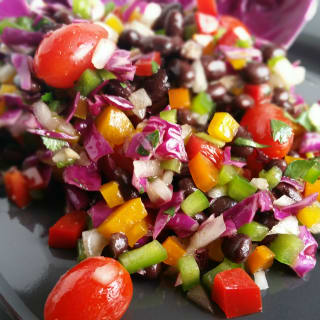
0 0 319 319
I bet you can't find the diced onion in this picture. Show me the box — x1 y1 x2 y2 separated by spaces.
181 40 202 61
268 215 299 236
162 170 174 185
181 124 192 140
0 64 16 83
273 195 296 207
52 148 80 163
192 59 208 93
308 103 320 129
147 178 172 203
141 3 162 27
92 38 116 69
193 34 213 47
82 229 108 257
219 75 244 91
125 21 154 36
91 0 105 21
33 101 59 130
207 185 228 199
309 222 320 234
129 88 152 119
250 178 269 191
254 270 269 290
133 160 163 178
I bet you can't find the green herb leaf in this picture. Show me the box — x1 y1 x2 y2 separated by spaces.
213 28 226 44
164 207 176 216
120 82 127 88
270 119 293 144
42 136 68 152
98 69 116 81
155 29 165 35
151 61 160 74
56 159 76 169
104 1 115 15
236 39 251 48
146 130 160 148
137 145 150 156
284 110 314 132
234 137 270 149
285 159 320 183
41 92 53 103
139 187 145 194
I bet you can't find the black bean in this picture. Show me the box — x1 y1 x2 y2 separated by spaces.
273 182 303 202
256 149 270 164
193 212 207 224
180 162 191 176
262 45 286 62
143 69 170 102
112 167 131 185
153 3 182 30
140 35 177 56
177 109 198 126
167 58 195 88
118 29 141 50
183 13 195 26
53 10 73 24
265 159 287 173
288 150 300 157
272 87 289 106
108 232 128 259
235 126 252 140
120 185 140 201
164 9 183 37
205 196 237 217
105 80 133 99
201 56 227 81
254 210 278 229
178 177 197 197
260 234 278 246
221 234 252 263
138 263 162 280
231 145 253 158
242 62 270 84
233 94 254 111
194 248 209 272
207 83 227 102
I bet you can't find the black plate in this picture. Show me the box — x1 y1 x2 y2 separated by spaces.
1 14 320 320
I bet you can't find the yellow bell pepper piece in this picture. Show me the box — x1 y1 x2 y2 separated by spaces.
305 180 320 201
284 156 304 164
0 99 5 116
247 245 275 274
96 106 134 146
229 58 246 70
105 13 124 34
162 236 186 266
74 96 88 120
129 8 142 22
168 88 191 109
0 84 17 94
100 181 124 208
297 206 320 228
208 112 239 142
98 198 148 240
126 219 148 247
208 238 224 262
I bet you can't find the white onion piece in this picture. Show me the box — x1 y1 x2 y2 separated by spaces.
308 103 320 129
234 26 252 42
92 38 116 69
188 214 226 252
250 178 269 191
192 113 209 126
91 0 105 21
254 270 269 290
33 101 60 130
207 185 227 199
181 40 202 60
0 63 16 83
293 66 306 85
94 22 119 42
129 88 152 110
162 170 174 185
52 148 80 163
187 285 214 313
141 3 162 27
92 264 118 285
147 178 172 203
268 215 299 236
219 75 244 91
82 229 108 257
125 21 154 36
192 59 208 93
273 195 295 207
181 124 192 140
133 160 162 178
193 34 213 47
309 222 320 234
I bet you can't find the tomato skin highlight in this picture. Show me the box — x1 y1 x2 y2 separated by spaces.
44 257 133 320
241 103 294 159
34 23 108 88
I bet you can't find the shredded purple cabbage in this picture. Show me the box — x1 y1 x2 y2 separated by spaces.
167 212 199 238
1 28 43 47
280 176 305 193
88 201 113 228
11 54 32 91
223 146 246 168
0 0 30 19
0 109 22 127
66 185 90 211
96 94 134 111
299 132 320 154
65 92 80 123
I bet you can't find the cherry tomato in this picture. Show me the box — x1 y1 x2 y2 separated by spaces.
44 257 133 320
241 103 294 159
34 23 108 88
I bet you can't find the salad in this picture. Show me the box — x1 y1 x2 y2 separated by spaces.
0 0 319 319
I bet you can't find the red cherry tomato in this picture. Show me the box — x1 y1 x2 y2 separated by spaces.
44 257 133 320
241 103 294 159
34 23 108 88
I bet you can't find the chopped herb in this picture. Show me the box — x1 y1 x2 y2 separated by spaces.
285 159 320 183
236 39 251 48
213 28 226 44
234 137 270 149
105 1 115 15
147 176 157 183
146 130 160 148
56 159 76 169
120 82 127 88
270 119 293 144
98 69 116 81
155 29 165 35
48 100 61 113
139 187 145 194
137 145 150 156
41 92 54 103
284 110 314 132
42 136 68 152
151 61 160 74
164 207 176 216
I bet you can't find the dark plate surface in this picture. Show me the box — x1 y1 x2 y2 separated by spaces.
1 12 320 320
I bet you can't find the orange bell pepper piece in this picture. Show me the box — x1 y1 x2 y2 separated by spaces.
208 238 224 262
208 112 239 142
305 180 320 201
162 236 186 266
100 181 124 208
126 219 148 247
168 88 191 109
284 155 304 164
247 245 275 274
189 152 219 192
97 198 148 240
96 106 134 146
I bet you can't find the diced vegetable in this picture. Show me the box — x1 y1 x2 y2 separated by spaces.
162 236 186 266
228 175 257 201
168 88 191 109
195 12 219 35
208 112 239 142
159 109 177 123
73 0 91 19
207 238 224 262
212 268 262 319
77 239 87 262
244 84 272 104
135 52 161 77
189 152 219 192
105 13 124 33
126 219 148 247
305 180 320 201
119 240 167 274
160 159 182 173
191 92 215 115
247 245 275 274
181 189 210 217
195 132 226 148
75 69 102 97
48 211 87 249
178 255 200 291
100 181 124 208
238 221 269 241
219 165 238 185
297 206 320 228
197 0 217 16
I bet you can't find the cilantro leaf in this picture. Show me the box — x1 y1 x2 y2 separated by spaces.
164 207 176 216
151 61 160 74
41 92 53 103
285 159 320 183
270 119 293 144
234 137 270 149
120 82 127 88
56 159 76 168
284 110 314 132
146 130 160 148
42 136 68 152
236 39 251 48
137 145 150 156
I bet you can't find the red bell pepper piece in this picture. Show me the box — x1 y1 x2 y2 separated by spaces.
195 12 219 35
212 268 262 319
23 166 45 190
135 52 161 77
186 134 223 167
48 211 87 249
244 83 272 104
4 168 31 208
196 0 217 16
